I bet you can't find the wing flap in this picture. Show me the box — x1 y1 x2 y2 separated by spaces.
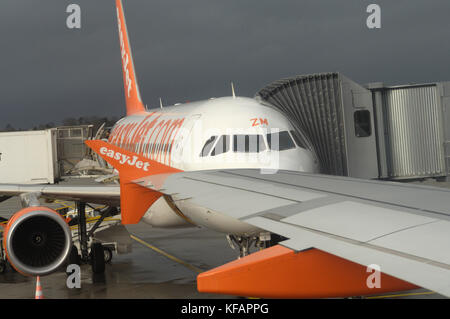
279 200 436 242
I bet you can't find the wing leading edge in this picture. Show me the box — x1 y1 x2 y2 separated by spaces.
0 184 120 206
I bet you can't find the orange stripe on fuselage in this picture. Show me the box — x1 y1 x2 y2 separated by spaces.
162 119 179 164
149 120 165 160
129 113 154 149
108 112 185 166
156 120 172 163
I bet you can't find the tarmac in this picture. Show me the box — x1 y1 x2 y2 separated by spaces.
0 224 237 299
0 177 448 299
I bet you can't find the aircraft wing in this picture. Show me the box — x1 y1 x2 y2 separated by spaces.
5 139 447 297
0 184 120 206
135 169 450 297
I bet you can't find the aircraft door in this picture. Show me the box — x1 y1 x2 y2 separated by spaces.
171 114 202 168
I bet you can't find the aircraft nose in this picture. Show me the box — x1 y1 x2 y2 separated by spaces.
275 149 318 173
298 155 319 173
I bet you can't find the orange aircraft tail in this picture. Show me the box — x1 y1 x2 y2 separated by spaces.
86 140 182 224
116 0 146 116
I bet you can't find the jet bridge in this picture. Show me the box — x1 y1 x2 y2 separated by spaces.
257 72 450 181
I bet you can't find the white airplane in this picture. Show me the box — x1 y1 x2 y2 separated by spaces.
105 0 320 232
1 0 450 299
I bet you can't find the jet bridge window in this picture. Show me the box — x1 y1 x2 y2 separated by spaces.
354 110 372 137
211 135 230 156
267 131 295 151
233 135 266 153
200 136 217 157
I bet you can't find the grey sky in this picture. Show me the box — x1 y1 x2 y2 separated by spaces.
1 0 449 129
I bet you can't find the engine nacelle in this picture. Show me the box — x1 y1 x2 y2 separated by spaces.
3 206 72 276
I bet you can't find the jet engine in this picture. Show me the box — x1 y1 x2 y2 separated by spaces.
2 206 72 276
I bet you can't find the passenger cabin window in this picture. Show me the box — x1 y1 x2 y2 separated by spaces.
267 131 295 151
211 135 230 156
290 130 306 149
200 136 217 157
233 135 266 153
354 110 371 137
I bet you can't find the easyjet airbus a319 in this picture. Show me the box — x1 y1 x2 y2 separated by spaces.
1 0 450 299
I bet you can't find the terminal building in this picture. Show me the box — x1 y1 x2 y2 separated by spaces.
257 73 450 182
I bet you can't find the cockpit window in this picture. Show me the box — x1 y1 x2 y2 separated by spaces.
290 130 306 149
266 131 295 151
233 135 266 153
211 135 230 156
200 136 217 157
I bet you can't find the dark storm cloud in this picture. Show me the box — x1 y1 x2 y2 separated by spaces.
1 0 450 129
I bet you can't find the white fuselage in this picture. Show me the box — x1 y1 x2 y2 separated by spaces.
108 96 319 235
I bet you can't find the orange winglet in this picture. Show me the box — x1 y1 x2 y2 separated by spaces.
197 245 418 298
119 179 163 224
85 140 182 224
85 140 181 181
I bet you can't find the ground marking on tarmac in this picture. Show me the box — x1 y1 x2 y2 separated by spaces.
55 200 74 207
130 234 204 274
365 291 436 299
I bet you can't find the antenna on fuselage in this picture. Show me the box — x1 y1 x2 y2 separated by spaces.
231 82 236 99
159 97 163 109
